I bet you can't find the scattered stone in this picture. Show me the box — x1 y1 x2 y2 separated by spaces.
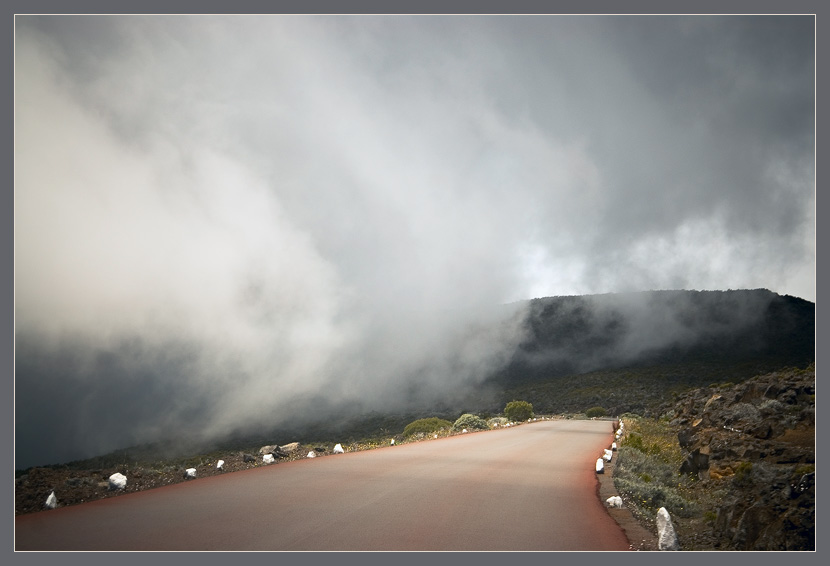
333 444 345 454
45 491 57 509
656 507 680 551
184 468 196 479
606 496 623 508
280 442 300 453
217 460 224 470
108 473 127 490
260 445 289 458
242 453 256 463
306 451 316 458
263 454 275 464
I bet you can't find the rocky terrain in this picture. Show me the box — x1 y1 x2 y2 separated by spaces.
16 365 815 551
664 366 815 550
15 441 369 516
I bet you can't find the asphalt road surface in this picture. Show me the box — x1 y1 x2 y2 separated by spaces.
15 419 631 551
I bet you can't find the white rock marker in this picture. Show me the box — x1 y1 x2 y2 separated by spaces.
333 443 345 454
596 458 605 474
606 496 623 508
184 468 197 479
656 507 680 550
307 451 316 458
603 448 613 461
108 472 127 490
263 454 275 464
391 439 395 445
45 491 57 509
217 459 224 470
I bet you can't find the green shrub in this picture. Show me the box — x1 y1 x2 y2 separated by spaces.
734 461 753 486
504 400 534 421
453 413 489 431
585 406 607 418
625 432 645 452
402 417 453 438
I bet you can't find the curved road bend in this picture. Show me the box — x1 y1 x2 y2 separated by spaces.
16 419 631 551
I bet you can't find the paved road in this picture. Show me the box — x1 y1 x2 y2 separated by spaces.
15 419 631 551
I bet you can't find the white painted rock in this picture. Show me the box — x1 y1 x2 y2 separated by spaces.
596 458 605 473
611 442 617 451
184 468 197 479
108 472 127 490
462 429 468 433
656 507 680 550
45 491 57 509
263 454 275 464
603 448 613 461
217 459 224 470
606 496 623 508
434 434 438 438
391 439 395 445
333 443 344 454
307 451 316 458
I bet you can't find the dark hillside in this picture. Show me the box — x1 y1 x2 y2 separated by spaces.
493 289 814 388
16 289 813 476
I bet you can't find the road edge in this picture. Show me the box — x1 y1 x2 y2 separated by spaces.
595 424 660 551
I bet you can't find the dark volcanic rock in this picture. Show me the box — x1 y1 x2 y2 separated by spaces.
668 366 815 550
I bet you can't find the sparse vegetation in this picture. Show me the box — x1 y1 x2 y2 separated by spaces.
733 461 753 486
613 414 699 524
504 400 534 422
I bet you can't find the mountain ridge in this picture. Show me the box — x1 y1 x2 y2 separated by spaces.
16 288 814 470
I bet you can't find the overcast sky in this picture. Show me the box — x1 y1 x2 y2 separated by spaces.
14 15 815 467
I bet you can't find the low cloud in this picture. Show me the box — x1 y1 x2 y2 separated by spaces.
14 16 814 467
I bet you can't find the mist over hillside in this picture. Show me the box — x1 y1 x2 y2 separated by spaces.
17 288 813 470
495 289 814 386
